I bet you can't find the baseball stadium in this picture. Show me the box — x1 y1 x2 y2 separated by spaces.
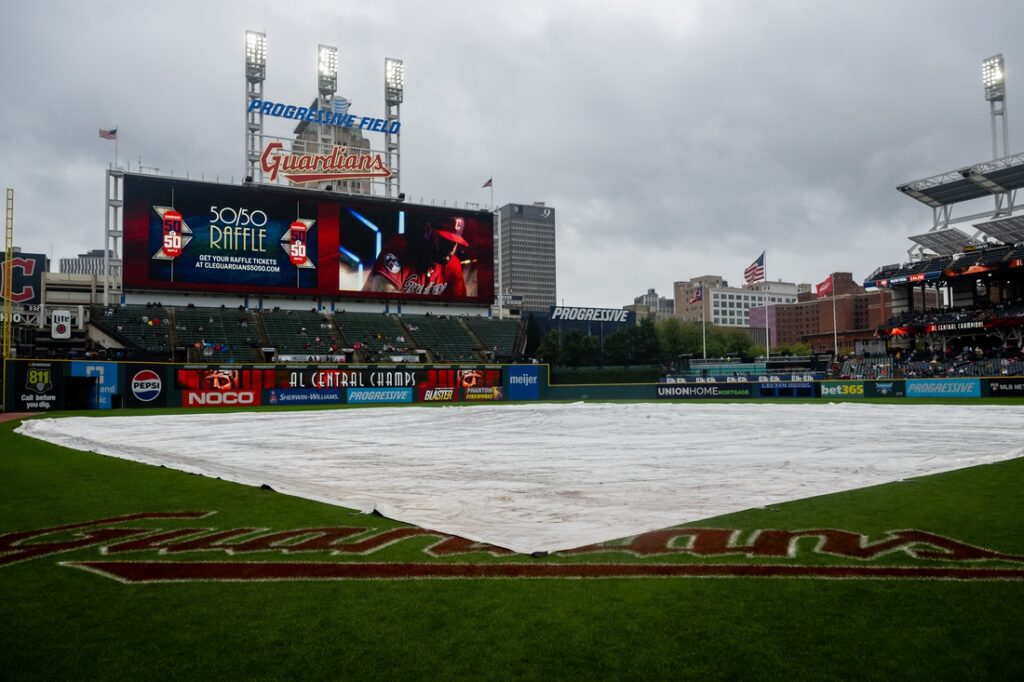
2 34 1024 681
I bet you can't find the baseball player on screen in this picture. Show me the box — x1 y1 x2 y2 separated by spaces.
362 216 468 297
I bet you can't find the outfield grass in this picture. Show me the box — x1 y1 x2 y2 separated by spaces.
2 409 1023 680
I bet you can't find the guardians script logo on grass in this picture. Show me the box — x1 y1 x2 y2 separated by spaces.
3 512 1024 583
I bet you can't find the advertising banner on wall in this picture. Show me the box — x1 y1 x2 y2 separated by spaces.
656 383 752 399
506 365 542 401
985 378 1024 397
123 365 169 408
122 174 494 304
864 380 905 398
755 382 817 399
265 387 343 406
0 252 46 306
346 387 414 404
819 381 865 398
541 306 636 336
906 378 981 398
11 361 63 411
176 367 274 408
70 361 119 410
164 365 507 407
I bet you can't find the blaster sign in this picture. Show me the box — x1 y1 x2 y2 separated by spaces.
162 210 184 258
289 221 307 266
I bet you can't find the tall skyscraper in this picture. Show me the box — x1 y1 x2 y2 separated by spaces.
497 202 556 314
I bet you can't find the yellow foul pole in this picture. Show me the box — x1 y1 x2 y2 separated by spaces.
2 189 14 411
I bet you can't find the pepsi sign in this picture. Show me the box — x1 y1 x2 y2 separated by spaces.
132 370 163 402
124 366 167 407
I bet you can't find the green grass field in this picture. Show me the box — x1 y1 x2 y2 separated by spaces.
2 406 1023 680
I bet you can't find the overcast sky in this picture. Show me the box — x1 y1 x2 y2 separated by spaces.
1 0 1022 307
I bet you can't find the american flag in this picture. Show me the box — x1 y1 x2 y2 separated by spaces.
481 177 493 188
689 285 703 304
99 128 118 140
743 251 765 285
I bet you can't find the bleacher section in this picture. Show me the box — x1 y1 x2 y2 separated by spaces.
401 315 481 363
77 306 525 365
840 356 894 379
947 245 1012 273
333 312 415 361
463 317 521 359
259 309 343 357
91 304 172 356
175 306 259 362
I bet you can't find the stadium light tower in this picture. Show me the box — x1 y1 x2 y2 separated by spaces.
384 57 403 199
245 30 267 182
982 54 1009 160
318 44 338 97
316 44 339 186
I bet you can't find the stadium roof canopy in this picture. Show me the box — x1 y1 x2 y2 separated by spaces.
896 152 1024 208
974 214 1024 244
908 227 975 255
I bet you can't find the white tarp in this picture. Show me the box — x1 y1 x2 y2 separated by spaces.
15 402 1024 554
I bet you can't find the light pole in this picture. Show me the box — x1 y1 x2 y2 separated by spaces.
982 54 1009 160
245 30 266 182
384 57 404 199
315 45 338 192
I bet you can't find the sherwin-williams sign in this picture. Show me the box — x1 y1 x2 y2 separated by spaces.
906 378 981 398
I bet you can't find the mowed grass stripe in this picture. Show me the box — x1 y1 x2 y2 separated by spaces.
1 413 1023 680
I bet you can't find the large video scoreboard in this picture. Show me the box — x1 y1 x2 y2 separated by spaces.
122 174 495 304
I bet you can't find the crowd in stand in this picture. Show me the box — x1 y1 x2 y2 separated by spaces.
882 299 1024 330
840 344 1024 379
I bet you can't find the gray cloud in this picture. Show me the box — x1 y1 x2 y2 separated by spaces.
0 0 1021 305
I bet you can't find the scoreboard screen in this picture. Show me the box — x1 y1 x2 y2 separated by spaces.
123 174 494 304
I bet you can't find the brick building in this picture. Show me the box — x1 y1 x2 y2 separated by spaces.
752 272 938 353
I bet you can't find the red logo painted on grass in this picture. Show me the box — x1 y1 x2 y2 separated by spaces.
3 513 1023 582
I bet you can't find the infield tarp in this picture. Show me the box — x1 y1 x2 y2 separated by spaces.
16 403 1024 554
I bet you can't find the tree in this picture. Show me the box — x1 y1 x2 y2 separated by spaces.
524 313 542 357
656 318 687 360
632 318 660 364
603 328 633 365
536 331 561 365
561 330 588 367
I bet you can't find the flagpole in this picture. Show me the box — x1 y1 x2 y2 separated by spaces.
701 285 707 360
763 250 770 358
832 286 838 355
115 124 119 167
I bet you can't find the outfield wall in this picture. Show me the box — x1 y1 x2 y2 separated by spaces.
2 359 1023 411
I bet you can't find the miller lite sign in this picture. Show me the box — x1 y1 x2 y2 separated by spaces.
51 310 72 340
